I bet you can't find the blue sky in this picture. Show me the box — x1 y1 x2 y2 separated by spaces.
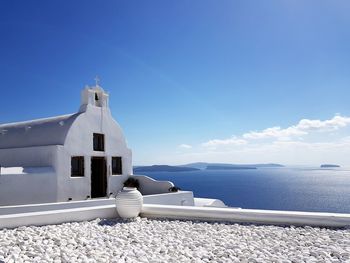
1 1 350 165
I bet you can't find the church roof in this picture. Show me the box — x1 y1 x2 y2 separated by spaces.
0 113 82 149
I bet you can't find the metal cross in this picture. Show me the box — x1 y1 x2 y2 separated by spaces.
94 76 100 86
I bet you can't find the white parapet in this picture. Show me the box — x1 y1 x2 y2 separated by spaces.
2 202 350 229
144 191 194 206
0 205 117 229
194 198 227 208
141 204 350 228
0 198 115 216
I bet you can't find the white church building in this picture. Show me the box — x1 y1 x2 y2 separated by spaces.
0 84 133 205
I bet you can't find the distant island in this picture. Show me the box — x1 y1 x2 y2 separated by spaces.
320 164 340 168
206 165 257 170
133 165 199 173
179 162 284 170
133 162 284 172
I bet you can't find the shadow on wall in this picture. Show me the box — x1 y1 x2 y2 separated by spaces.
0 166 54 175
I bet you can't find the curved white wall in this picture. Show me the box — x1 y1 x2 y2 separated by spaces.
135 175 174 195
56 105 132 202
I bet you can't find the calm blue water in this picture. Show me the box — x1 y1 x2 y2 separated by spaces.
138 168 350 213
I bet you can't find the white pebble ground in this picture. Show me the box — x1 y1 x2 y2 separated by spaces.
0 218 350 263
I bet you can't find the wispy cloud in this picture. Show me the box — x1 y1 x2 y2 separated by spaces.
243 115 350 140
178 144 192 149
202 137 247 148
243 126 305 140
202 115 350 147
198 115 350 165
297 115 350 130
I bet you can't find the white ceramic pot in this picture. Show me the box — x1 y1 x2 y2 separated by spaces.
116 187 143 219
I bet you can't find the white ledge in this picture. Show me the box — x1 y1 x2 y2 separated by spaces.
0 205 117 229
2 203 350 229
141 204 350 227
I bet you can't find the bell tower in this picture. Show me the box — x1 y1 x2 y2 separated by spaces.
79 77 109 112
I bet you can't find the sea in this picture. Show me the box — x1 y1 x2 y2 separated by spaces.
138 167 350 213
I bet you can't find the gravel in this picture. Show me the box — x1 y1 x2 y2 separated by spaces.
0 218 350 263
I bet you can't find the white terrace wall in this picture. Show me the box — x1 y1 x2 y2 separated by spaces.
143 191 195 206
0 146 59 205
0 170 57 206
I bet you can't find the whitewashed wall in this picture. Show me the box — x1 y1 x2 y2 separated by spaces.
56 104 132 202
135 175 174 195
0 146 58 168
0 146 59 205
0 171 57 206
143 191 195 206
